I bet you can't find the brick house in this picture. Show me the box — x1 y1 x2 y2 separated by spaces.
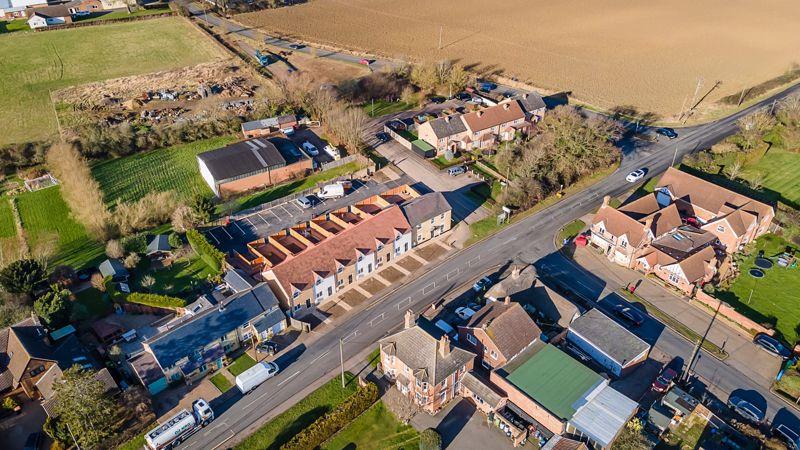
399 191 453 246
457 298 541 370
461 101 528 150
512 92 546 122
380 310 475 414
416 115 470 155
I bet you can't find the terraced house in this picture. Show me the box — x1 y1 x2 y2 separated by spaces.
231 186 452 318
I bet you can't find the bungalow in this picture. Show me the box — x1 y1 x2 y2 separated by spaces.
197 136 312 197
99 258 129 282
132 283 286 393
26 5 72 28
65 0 103 15
241 114 298 138
380 310 475 414
399 191 452 246
566 309 650 377
458 298 541 371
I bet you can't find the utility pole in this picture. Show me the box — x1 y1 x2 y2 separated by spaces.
438 25 443 50
671 147 679 167
682 299 723 382
737 88 747 107
339 337 345 388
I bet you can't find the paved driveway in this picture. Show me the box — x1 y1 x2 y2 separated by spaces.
411 399 515 450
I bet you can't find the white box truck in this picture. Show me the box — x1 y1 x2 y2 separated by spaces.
145 399 213 450
236 361 279 394
317 183 345 199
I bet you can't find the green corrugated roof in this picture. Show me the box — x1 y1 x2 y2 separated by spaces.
411 139 434 151
505 343 602 420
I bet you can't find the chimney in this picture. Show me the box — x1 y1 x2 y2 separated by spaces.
503 103 510 110
504 296 511 305
404 309 415 329
512 265 520 279
643 216 654 233
602 195 610 207
439 334 451 358
477 111 484 117
445 116 451 123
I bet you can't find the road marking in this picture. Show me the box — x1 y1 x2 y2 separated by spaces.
233 221 246 234
468 256 480 267
277 370 300 387
258 213 270 224
422 282 435 295
245 217 255 226
210 430 236 450
220 226 232 239
206 229 220 244
369 313 385 327
446 268 459 280
342 329 360 343
310 350 330 365
396 297 411 310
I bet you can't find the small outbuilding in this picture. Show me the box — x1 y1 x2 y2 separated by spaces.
566 308 650 377
99 258 129 282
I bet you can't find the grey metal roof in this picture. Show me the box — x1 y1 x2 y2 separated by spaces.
99 259 128 278
129 351 164 385
461 372 504 407
146 235 171 255
242 117 279 132
567 385 638 448
428 115 467 139
568 309 650 366
661 386 698 416
253 308 286 334
145 283 282 370
197 138 287 183
400 192 451 227
517 93 546 113
224 269 256 293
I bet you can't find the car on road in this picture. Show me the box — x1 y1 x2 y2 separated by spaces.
429 96 446 104
656 127 678 139
651 367 678 393
301 141 319 156
626 169 647 183
296 196 314 209
774 423 800 450
257 341 278 355
288 43 305 50
472 276 493 293
727 396 763 423
753 333 792 358
23 433 41 450
455 306 476 321
612 304 646 327
375 132 390 143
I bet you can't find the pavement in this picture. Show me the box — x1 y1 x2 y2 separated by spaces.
410 398 517 450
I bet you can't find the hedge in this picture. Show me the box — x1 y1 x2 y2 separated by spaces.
126 292 187 309
186 229 224 274
281 382 379 450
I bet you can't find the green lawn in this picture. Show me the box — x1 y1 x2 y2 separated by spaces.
71 287 112 321
210 372 233 393
0 198 17 238
366 346 380 369
92 136 237 206
741 149 800 207
145 256 215 295
16 186 105 269
363 100 413 117
713 234 800 343
227 353 257 377
236 373 357 450
322 401 419 450
75 7 172 23
430 154 463 170
0 17 226 145
223 161 364 214
558 219 586 242
0 19 29 34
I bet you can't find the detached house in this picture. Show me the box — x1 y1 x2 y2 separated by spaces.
380 310 475 414
26 5 72 28
416 115 470 154
399 191 452 246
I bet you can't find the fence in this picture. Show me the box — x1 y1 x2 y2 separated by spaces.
34 11 175 32
384 125 412 150
692 290 774 337
320 154 370 172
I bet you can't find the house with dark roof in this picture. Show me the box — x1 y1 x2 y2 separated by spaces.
399 191 452 245
566 309 651 377
241 114 298 138
458 298 541 370
197 137 312 197
26 4 72 28
512 93 547 122
136 283 286 391
39 366 118 417
380 310 475 414
416 115 470 154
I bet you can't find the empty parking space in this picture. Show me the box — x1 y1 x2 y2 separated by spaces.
414 242 450 262
339 289 369 308
397 255 423 273
378 266 405 284
361 277 388 296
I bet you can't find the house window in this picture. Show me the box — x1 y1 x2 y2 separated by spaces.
358 255 363 262
29 365 45 377
669 273 680 284
293 290 300 299
490 350 498 360
327 287 333 296
430 218 434 224
293 305 301 312
599 227 606 235
377 244 383 251
316 279 322 285
440 390 447 402
441 377 447 389
305 299 312 308
481 360 491 370
717 225 725 232
348 275 353 284
337 266 344 274
620 240 627 248
316 291 323 299
466 333 477 345
337 279 343 286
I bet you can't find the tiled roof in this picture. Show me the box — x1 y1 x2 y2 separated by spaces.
269 206 410 293
400 192 451 227
674 245 717 283
464 301 540 360
651 225 718 260
541 436 588 450
592 205 649 245
461 102 525 133
516 93 546 113
568 309 650 366
6 317 56 385
379 318 474 385
461 371 504 407
427 115 467 139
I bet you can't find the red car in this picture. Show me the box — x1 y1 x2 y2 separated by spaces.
651 368 678 393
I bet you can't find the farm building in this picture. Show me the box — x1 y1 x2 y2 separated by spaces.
26 5 72 28
197 136 312 197
566 309 650 377
241 114 298 138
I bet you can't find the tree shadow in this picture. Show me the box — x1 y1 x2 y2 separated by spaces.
270 405 330 450
609 105 661 128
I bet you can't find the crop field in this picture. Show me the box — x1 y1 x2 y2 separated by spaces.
0 17 227 145
238 0 800 119
92 136 237 206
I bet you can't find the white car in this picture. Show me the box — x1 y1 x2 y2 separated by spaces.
625 169 646 183
295 196 313 209
302 141 319 156
455 307 476 321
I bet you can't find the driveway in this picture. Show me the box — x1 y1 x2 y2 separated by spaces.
0 400 46 450
411 398 515 450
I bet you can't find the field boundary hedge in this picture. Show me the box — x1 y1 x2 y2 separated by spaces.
126 292 187 309
34 11 175 32
186 229 224 274
281 382 378 450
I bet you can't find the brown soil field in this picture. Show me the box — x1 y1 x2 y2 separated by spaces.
237 0 800 120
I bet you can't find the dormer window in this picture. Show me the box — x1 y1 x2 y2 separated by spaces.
337 266 344 274
377 244 383 251
717 225 725 232
358 255 363 262
293 290 300 298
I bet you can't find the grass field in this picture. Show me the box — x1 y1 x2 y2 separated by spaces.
235 373 357 450
210 372 233 393
0 17 226 145
0 19 29 33
238 0 800 119
740 149 800 207
322 401 419 450
147 256 216 295
227 353 257 377
0 199 16 238
92 136 237 205
75 7 172 23
16 186 105 269
558 219 586 242
714 234 800 344
363 100 414 117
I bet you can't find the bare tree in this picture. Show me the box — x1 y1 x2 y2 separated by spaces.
171 206 200 233
749 172 766 191
105 240 124 259
140 275 155 292
726 158 744 180
114 191 179 236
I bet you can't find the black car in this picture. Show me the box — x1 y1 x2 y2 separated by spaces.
288 43 305 50
655 127 678 139
455 92 471 101
375 132 390 143
753 333 792 358
256 341 279 356
23 433 41 450
429 96 446 104
612 304 645 327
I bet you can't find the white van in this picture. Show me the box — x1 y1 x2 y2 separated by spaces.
324 145 341 160
235 362 279 394
317 183 345 199
448 166 466 176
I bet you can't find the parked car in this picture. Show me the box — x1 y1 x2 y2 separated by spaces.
651 367 678 393
375 132 390 143
655 127 678 139
472 276 493 293
455 92 472 101
236 362 279 394
288 43 305 50
455 307 476 321
727 396 763 423
281 126 295 136
296 196 314 209
774 424 800 450
429 96 446 104
448 166 466 176
256 341 278 355
324 144 341 160
301 141 319 156
626 169 647 183
612 304 645 327
753 333 792 358
23 433 41 450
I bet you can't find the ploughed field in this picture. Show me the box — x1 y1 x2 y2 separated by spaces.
238 0 800 119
